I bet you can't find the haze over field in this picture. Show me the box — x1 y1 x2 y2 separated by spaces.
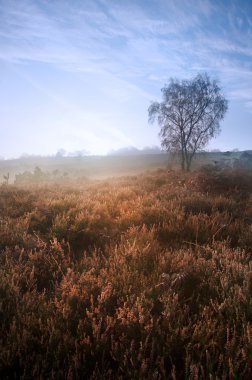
0 0 252 159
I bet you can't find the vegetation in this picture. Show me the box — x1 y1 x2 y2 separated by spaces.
1 150 249 185
1 167 252 379
0 154 170 184
148 73 228 171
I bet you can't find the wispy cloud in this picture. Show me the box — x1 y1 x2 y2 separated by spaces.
0 0 251 157
1 1 251 78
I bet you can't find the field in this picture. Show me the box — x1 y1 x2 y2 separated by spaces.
1 165 252 379
0 154 170 184
0 151 243 184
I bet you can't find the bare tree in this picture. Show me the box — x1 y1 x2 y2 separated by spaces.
148 73 228 171
3 172 9 185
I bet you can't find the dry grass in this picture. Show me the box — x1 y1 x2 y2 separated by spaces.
1 167 252 379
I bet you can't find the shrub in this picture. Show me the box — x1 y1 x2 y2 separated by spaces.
1 168 252 378
195 166 252 197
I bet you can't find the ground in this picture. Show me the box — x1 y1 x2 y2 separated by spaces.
1 167 252 379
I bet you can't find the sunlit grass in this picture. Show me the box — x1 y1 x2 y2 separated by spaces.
1 167 252 379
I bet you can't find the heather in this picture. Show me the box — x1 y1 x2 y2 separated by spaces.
1 168 252 379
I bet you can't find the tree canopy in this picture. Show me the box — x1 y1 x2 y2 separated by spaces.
148 73 228 171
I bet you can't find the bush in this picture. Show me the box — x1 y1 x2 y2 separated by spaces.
195 166 252 197
1 169 252 378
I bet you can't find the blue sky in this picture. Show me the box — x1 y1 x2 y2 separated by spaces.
0 0 251 158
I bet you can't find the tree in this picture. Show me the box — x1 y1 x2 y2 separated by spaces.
3 172 9 185
148 73 228 171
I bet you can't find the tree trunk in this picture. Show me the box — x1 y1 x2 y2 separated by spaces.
181 150 185 170
185 153 193 171
184 147 189 171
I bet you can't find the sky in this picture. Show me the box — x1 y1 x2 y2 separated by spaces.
0 0 252 158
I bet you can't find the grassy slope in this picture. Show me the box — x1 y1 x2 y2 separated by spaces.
0 167 252 379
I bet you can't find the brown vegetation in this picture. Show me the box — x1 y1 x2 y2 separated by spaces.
1 167 252 379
